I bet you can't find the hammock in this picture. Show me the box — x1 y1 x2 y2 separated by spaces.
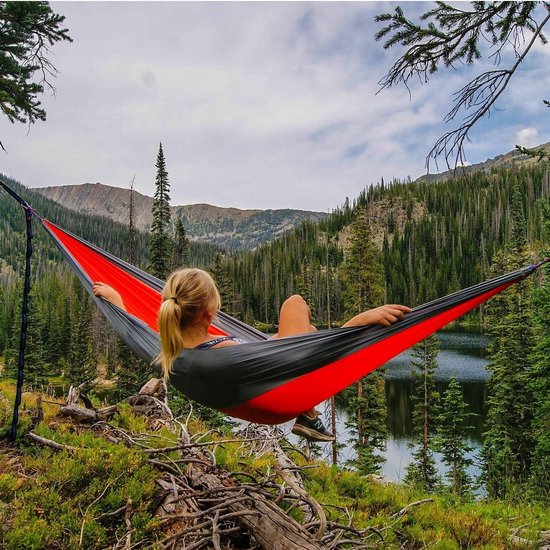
3 182 548 424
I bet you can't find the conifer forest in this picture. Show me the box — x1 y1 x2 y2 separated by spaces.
2 156 549 509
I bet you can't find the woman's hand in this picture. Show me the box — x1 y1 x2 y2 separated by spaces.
92 282 126 310
343 304 412 328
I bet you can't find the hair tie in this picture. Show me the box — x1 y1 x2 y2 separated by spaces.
170 296 178 305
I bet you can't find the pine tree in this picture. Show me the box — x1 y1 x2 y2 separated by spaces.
482 184 535 498
210 253 237 316
23 293 49 387
66 282 96 386
341 207 387 474
171 217 189 270
3 290 49 387
149 143 172 280
0 281 16 361
405 334 440 492
126 177 138 266
436 378 475 496
527 198 550 502
346 371 387 474
3 281 23 379
113 339 151 399
114 178 154 398
340 207 384 316
298 256 315 320
0 2 72 148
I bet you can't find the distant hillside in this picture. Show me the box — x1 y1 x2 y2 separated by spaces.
415 142 550 183
34 183 328 250
224 161 549 324
0 176 223 278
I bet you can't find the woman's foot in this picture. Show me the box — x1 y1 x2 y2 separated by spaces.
291 411 335 442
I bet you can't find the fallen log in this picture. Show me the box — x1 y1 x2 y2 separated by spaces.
59 403 97 423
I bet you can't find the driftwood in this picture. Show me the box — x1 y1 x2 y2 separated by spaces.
390 498 434 519
60 383 97 423
539 530 550 550
27 431 78 452
59 404 97 423
139 378 167 400
234 423 328 540
59 379 172 426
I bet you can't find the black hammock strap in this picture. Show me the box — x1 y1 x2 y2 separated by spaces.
0 181 38 441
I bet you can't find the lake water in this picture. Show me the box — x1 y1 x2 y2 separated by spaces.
287 331 490 485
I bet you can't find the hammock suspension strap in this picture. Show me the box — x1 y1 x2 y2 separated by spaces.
1 180 35 441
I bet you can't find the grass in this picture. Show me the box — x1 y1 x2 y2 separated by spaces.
0 380 548 549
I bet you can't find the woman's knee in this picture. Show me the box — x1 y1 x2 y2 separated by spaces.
282 294 308 309
281 295 310 317
277 294 313 337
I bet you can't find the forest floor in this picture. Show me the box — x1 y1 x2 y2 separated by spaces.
0 379 549 549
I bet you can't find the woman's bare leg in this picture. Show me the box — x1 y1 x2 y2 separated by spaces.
273 294 316 339
272 295 319 418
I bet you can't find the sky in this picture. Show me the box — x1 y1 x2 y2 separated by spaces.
1 2 549 212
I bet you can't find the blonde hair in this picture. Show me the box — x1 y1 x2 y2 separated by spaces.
156 268 221 380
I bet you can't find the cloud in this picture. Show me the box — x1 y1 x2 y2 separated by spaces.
1 2 548 211
515 127 540 148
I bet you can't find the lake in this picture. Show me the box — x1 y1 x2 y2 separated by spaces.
287 331 490 485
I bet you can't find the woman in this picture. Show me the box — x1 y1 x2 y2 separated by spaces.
93 268 411 442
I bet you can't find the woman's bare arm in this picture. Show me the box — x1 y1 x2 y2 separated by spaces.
92 282 126 311
342 304 412 328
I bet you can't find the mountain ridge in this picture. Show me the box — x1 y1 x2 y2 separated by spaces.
415 141 550 183
33 182 327 250
31 141 550 250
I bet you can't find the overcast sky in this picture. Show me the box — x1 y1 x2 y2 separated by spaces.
1 2 549 212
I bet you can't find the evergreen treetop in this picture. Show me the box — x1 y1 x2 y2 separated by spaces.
149 143 172 280
0 1 72 148
375 2 550 168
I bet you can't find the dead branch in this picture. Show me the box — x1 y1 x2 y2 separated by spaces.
50 381 403 549
235 423 328 541
390 498 434 519
123 498 133 550
26 431 78 452
79 473 124 547
143 434 283 454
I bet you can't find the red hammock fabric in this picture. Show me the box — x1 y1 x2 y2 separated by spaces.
224 281 512 423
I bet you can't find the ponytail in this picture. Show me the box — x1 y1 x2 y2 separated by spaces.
155 268 221 380
157 298 185 381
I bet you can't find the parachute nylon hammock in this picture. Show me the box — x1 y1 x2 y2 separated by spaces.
3 182 548 425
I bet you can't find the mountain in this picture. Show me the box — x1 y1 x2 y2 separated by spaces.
31 142 548 250
0 175 224 277
415 141 550 183
33 183 328 250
